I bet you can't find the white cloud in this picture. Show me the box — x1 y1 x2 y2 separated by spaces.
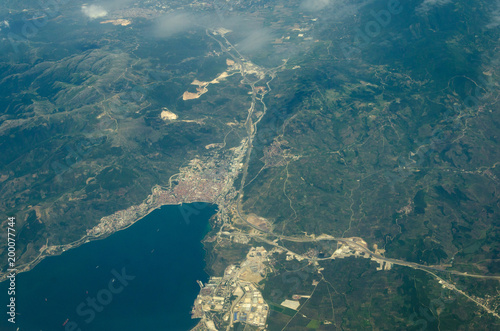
416 0 452 15
301 0 332 12
236 28 275 53
82 5 108 19
155 12 198 38
486 1 500 29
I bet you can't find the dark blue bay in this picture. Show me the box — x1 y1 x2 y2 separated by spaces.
1 203 216 331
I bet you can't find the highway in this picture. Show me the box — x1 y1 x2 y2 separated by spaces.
208 28 500 320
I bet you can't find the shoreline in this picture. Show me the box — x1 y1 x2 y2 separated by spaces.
1 136 241 284
0 199 215 283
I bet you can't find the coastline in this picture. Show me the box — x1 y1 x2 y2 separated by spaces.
0 191 214 283
1 141 239 283
0 201 215 330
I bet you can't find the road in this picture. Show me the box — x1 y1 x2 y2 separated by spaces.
206 28 500 320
